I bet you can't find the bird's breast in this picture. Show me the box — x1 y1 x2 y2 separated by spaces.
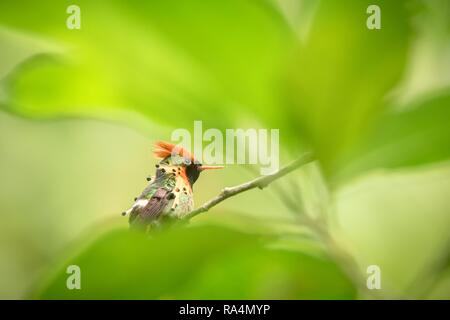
171 190 194 218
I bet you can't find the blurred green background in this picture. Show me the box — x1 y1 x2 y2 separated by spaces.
0 0 449 299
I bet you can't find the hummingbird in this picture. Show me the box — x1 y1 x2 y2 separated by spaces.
122 141 223 231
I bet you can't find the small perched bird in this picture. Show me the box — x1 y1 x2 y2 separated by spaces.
123 141 223 231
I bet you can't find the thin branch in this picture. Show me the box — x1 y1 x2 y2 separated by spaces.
271 181 303 213
179 151 379 298
254 165 379 298
183 152 315 221
299 214 381 298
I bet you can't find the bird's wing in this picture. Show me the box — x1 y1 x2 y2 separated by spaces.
130 188 173 227
141 188 171 220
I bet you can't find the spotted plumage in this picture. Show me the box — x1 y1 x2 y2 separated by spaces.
123 141 223 231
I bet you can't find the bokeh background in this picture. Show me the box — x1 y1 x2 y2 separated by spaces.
0 0 449 299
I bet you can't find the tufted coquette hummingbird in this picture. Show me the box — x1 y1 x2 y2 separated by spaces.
123 141 223 230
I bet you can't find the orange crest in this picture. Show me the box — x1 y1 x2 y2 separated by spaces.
153 141 196 163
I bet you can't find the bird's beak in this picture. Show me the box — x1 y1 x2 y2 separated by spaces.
198 165 224 171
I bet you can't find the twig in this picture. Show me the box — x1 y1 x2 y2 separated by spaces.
299 214 381 298
183 152 315 221
180 151 378 298
269 180 378 298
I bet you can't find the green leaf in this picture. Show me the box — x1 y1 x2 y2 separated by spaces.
0 0 292 130
0 0 421 178
337 92 450 180
281 0 413 174
335 162 450 296
33 225 356 299
175 246 355 299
